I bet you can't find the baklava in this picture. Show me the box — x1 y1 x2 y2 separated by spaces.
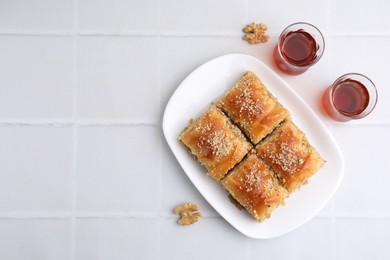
179 106 252 181
178 70 326 223
222 154 288 222
256 120 325 193
217 71 290 144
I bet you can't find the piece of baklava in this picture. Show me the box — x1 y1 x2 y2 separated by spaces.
179 106 252 181
256 120 325 193
222 154 288 222
217 71 290 144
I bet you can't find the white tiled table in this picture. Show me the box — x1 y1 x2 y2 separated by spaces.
0 0 389 259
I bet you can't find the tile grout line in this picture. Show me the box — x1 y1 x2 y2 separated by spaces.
0 213 72 219
326 0 333 80
326 3 337 258
328 153 337 260
0 116 389 128
330 199 337 260
243 0 249 22
331 219 337 260
2 120 390 127
246 237 251 260
70 88 79 259
1 212 389 219
327 0 332 33
327 0 333 80
0 120 159 126
20 119 383 128
77 121 159 126
325 0 334 129
2 30 390 37
157 0 163 258
70 0 79 259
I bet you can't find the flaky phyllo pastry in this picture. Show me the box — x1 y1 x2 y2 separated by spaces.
179 71 325 222
217 71 289 144
179 106 251 181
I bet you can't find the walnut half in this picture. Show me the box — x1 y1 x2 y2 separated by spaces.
242 22 269 44
174 202 201 226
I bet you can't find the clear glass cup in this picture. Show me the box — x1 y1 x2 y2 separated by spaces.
322 73 378 122
273 22 325 75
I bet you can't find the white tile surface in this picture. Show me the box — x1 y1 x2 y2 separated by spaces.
247 0 329 36
77 36 160 122
0 36 73 119
1 0 390 259
75 218 159 260
78 0 159 32
76 126 160 213
160 0 246 34
0 219 71 260
331 0 390 33
0 126 72 213
160 143 219 217
161 218 247 260
250 219 333 260
160 36 244 110
330 125 390 215
334 219 390 260
0 0 74 31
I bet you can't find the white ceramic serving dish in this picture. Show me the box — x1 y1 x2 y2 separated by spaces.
163 54 344 239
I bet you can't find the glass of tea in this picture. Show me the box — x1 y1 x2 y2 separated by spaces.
273 22 325 75
322 73 378 122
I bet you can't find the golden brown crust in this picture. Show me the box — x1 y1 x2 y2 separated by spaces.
217 71 290 144
256 120 325 193
178 71 326 222
222 154 288 222
179 106 252 181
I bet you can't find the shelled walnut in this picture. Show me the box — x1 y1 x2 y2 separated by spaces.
242 22 269 44
174 202 201 225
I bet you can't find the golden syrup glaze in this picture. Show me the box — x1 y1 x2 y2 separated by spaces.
256 120 325 193
179 107 252 181
222 154 288 221
218 72 289 144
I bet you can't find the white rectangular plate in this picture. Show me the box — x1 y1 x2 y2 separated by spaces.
163 54 344 239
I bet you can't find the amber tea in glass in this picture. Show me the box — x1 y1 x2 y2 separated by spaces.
322 73 378 121
273 22 325 75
